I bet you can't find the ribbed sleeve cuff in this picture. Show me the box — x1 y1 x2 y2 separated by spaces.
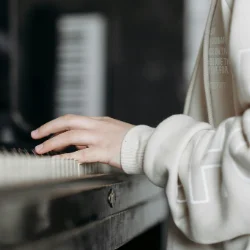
121 125 154 174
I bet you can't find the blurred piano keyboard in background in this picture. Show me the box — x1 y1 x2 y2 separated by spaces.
54 14 107 117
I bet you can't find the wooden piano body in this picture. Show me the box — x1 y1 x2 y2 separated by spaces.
0 154 168 250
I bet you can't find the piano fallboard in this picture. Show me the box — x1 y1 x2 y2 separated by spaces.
0 174 168 250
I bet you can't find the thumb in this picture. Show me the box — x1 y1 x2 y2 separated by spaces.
55 147 107 165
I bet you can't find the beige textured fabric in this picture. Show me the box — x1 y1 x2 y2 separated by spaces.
121 0 250 249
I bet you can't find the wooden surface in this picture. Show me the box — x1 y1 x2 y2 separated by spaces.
0 174 168 249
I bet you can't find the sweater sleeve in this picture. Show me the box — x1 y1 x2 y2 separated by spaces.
121 110 250 244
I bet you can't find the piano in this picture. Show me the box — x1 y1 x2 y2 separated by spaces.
0 151 168 250
0 0 184 248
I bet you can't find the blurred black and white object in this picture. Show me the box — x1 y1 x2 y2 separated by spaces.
54 14 107 117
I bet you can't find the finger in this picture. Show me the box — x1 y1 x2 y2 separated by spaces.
89 116 110 121
31 114 97 139
49 132 64 150
49 132 71 152
54 148 106 164
35 130 96 154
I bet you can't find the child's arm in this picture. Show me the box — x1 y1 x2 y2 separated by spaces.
121 111 250 244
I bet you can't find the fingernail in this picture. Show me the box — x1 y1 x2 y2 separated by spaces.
35 144 43 152
31 130 38 137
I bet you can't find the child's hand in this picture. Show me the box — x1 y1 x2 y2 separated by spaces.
31 115 134 168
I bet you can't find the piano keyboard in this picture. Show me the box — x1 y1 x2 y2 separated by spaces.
0 149 120 187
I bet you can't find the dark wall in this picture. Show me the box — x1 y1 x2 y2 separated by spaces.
109 0 183 127
0 0 9 112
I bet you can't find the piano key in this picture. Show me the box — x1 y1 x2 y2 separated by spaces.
0 148 121 187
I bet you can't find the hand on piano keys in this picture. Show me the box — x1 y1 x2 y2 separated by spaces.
0 147 122 187
31 114 134 169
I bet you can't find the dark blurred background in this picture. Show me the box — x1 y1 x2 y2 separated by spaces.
0 1 9 112
0 0 186 149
